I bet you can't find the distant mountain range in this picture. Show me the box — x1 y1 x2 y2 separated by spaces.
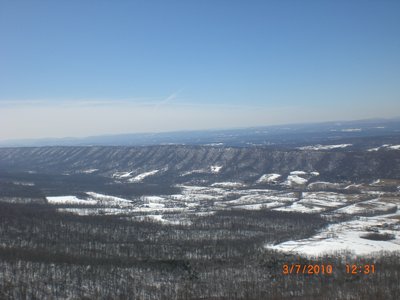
1 117 400 148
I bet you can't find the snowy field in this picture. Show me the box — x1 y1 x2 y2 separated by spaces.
46 174 400 257
266 210 400 257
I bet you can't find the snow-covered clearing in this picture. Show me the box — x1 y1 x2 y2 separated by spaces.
266 210 400 257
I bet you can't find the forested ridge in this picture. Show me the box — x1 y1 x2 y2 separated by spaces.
1 145 399 181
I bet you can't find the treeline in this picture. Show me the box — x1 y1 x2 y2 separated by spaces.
0 203 325 262
0 172 180 198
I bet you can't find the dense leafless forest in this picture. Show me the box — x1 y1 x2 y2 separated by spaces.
0 201 399 299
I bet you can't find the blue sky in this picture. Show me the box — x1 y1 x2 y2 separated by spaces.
1 0 399 139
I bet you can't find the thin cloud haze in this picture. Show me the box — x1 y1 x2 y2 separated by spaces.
1 99 399 140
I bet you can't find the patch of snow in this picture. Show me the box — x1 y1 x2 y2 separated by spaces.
234 204 266 210
113 171 133 179
180 169 207 176
143 214 186 225
129 170 159 182
388 145 400 150
210 165 223 173
144 202 165 209
308 181 341 190
119 172 133 178
193 211 216 217
371 179 381 185
57 207 127 216
81 169 99 174
235 201 283 210
344 183 363 190
143 196 165 202
298 144 352 150
146 214 164 222
86 192 132 207
274 202 324 213
211 182 244 188
47 196 97 205
170 194 185 200
284 175 308 186
290 170 307 175
368 144 400 151
257 173 281 183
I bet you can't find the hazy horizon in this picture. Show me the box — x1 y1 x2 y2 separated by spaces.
0 115 399 144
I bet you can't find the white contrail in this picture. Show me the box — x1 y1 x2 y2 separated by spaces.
154 89 183 110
